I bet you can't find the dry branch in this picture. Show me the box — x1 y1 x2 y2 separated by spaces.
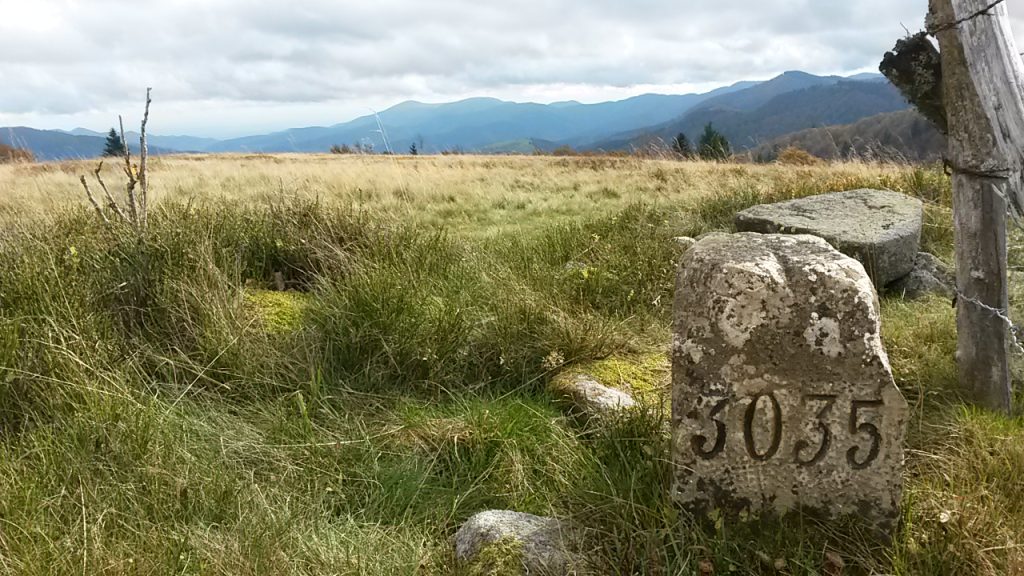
78 89 153 233
118 115 139 228
78 176 109 225
93 162 129 223
138 88 151 229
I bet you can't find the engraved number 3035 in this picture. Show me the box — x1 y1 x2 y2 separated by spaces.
690 393 883 468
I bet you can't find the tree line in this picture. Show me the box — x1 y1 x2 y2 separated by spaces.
324 122 733 160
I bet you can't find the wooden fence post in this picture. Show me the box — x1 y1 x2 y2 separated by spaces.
927 0 1024 412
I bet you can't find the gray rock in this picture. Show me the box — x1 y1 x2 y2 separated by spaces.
734 189 923 288
672 233 908 534
553 374 636 418
887 252 955 299
454 510 580 574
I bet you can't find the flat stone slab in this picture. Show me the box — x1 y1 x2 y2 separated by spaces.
734 189 923 288
454 510 580 574
672 232 908 534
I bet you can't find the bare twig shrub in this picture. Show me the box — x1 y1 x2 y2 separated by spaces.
79 88 152 232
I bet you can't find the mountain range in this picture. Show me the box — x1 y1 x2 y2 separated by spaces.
2 70 932 161
199 80 758 154
587 71 906 151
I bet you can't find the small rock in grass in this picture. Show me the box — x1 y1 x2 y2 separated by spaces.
887 252 954 300
454 510 580 575
552 374 636 418
823 550 845 576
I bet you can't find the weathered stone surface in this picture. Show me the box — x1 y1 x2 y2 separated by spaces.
550 374 637 418
674 236 697 251
672 233 908 533
887 252 955 300
454 510 579 574
734 189 923 288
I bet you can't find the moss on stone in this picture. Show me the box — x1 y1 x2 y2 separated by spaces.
465 537 525 576
244 289 310 334
550 352 669 405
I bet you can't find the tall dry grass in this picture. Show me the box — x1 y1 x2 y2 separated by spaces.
0 154 1019 574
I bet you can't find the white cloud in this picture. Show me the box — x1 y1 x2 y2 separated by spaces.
0 0 1021 137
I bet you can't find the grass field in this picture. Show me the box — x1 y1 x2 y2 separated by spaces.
0 155 1021 574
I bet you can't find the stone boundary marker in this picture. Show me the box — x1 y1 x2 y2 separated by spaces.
672 232 908 533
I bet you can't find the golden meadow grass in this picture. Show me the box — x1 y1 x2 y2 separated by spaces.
0 154 1020 574
0 154 947 235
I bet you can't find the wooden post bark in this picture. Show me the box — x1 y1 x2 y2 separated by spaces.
928 0 1024 412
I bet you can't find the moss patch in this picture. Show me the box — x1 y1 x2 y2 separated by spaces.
551 352 669 405
464 537 525 576
243 289 310 334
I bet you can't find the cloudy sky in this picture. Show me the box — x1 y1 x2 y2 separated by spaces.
1 0 1022 138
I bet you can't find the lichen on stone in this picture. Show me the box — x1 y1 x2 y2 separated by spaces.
672 232 908 535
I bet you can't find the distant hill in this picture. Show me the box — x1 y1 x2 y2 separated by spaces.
1 127 108 161
688 70 845 113
205 82 758 154
845 72 889 83
1 127 178 161
589 73 909 152
64 128 221 153
479 138 560 154
749 109 945 163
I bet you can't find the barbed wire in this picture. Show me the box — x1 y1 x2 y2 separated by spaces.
928 0 1007 34
955 291 1024 354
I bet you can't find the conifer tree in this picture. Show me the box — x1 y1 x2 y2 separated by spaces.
698 123 731 161
102 128 126 157
672 132 694 158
